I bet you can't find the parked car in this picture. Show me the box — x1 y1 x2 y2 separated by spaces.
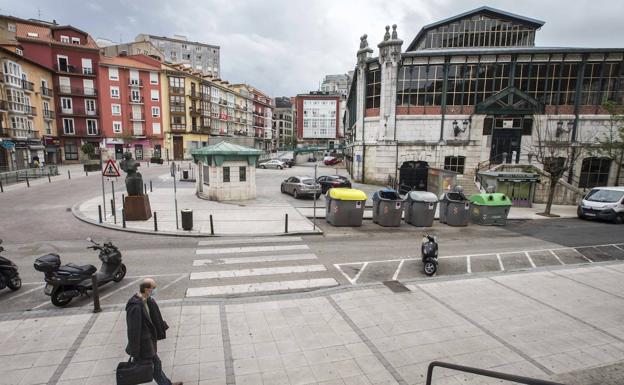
279 158 295 168
307 156 317 162
577 186 624 224
324 157 342 166
259 159 286 169
316 175 352 194
281 176 321 199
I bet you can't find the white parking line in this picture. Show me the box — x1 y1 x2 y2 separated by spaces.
0 285 44 302
159 274 188 293
193 253 317 266
613 244 624 252
195 244 309 255
525 252 536 268
573 248 594 263
466 256 472 274
197 236 302 246
97 278 143 302
549 250 565 265
352 262 369 284
190 265 326 280
496 254 504 271
186 278 338 297
392 259 406 281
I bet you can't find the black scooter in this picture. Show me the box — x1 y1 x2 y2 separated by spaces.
34 238 127 307
422 234 439 276
0 239 21 291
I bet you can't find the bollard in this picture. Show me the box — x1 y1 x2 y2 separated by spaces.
0 180 3 193
98 205 102 223
122 194 125 210
26 174 30 188
48 172 51 183
154 212 158 231
285 213 289 233
68 170 71 179
122 209 126 228
111 199 116 224
85 170 88 176
210 214 214 235
144 183 147 195
150 180 153 192
91 275 102 313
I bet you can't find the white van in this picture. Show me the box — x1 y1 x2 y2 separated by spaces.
577 186 624 224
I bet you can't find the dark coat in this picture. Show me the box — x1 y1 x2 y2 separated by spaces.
125 295 169 359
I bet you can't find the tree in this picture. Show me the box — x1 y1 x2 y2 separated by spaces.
592 101 624 185
81 142 95 160
530 116 581 216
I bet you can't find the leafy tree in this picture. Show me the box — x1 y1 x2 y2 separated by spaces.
81 142 95 159
592 101 624 185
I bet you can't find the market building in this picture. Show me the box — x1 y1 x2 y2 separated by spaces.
344 6 624 199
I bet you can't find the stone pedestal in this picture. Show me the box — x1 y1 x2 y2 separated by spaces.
124 195 152 221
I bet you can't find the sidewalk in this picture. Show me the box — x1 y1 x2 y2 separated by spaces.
1 263 624 384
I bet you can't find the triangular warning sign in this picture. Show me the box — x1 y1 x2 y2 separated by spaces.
102 159 121 177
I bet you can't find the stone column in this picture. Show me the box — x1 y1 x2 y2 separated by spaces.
355 35 373 142
377 25 403 141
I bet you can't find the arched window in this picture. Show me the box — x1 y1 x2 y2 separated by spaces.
444 156 466 174
579 157 611 188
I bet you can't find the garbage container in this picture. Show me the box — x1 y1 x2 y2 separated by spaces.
372 188 404 227
181 209 193 230
325 188 367 227
182 170 189 179
439 191 470 226
468 193 512 225
405 191 438 227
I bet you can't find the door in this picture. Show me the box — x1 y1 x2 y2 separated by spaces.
173 136 183 160
57 56 68 72
135 144 143 160
490 129 522 164
115 144 124 160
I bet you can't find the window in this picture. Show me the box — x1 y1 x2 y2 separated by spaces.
365 68 381 109
85 99 96 115
15 48 23 56
151 90 159 101
64 142 78 160
131 89 141 101
135 144 143 160
113 121 122 133
83 79 95 95
151 107 160 117
154 144 161 158
60 35 70 43
181 44 187 49
111 104 121 115
579 157 612 188
81 58 92 74
152 122 161 134
61 97 72 112
110 86 120 98
62 118 75 134
109 67 119 81
203 165 210 186
239 166 246 182
149 72 158 84
86 119 98 135
8 23 16 32
72 37 80 45
223 167 230 182
444 156 466 174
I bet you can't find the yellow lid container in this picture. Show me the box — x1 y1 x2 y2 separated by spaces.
328 188 367 201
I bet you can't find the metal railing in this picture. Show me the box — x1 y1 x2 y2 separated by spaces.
425 361 564 385
57 86 98 96
0 165 59 186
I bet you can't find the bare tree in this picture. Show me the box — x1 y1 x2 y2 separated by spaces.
592 101 624 186
531 116 581 216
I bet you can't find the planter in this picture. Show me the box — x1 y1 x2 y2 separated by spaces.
150 157 164 164
83 163 100 172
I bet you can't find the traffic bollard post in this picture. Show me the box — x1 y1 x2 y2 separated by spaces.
210 214 214 235
68 170 71 179
98 205 102 223
26 174 30 188
91 275 101 313
154 212 158 231
285 213 289 233
150 180 153 192
122 209 126 228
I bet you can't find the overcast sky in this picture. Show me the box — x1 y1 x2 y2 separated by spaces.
2 0 623 97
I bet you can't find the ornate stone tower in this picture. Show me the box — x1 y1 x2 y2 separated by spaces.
377 25 403 141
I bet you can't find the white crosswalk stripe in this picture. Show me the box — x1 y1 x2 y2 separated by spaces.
186 238 337 297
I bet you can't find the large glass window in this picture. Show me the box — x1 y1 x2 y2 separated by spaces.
444 156 466 174
64 143 78 160
579 157 611 188
365 69 381 109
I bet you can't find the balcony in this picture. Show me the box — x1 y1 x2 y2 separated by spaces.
171 124 186 132
59 106 98 117
21 79 34 92
54 64 96 76
128 79 143 87
190 90 201 99
0 127 40 139
0 100 7 111
57 86 98 96
41 87 53 98
189 107 201 116
169 86 184 95
129 112 145 122
132 126 145 137
129 96 144 104
170 105 185 115
43 110 55 120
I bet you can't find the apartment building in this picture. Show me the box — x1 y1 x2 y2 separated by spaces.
0 46 57 170
136 34 219 77
247 87 273 152
273 96 294 150
98 55 164 161
295 92 340 148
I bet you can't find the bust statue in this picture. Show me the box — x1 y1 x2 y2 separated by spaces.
120 152 143 196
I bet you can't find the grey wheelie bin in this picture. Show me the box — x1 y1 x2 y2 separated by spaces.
325 188 367 227
372 188 404 227
439 190 470 226
405 191 438 227
468 193 512 225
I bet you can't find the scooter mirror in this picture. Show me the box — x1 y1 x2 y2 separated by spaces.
86 237 92 243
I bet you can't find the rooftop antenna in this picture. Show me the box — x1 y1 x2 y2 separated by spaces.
37 8 41 19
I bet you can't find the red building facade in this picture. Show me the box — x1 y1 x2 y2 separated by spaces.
98 55 163 161
295 93 340 147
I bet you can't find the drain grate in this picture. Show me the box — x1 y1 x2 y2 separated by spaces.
383 280 411 293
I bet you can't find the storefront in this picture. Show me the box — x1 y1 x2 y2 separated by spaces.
44 137 60 165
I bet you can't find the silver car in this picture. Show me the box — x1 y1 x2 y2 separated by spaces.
259 159 286 169
281 176 321 199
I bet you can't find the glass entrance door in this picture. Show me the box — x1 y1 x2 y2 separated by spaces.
490 129 522 164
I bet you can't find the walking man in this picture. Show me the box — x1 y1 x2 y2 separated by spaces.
125 278 182 385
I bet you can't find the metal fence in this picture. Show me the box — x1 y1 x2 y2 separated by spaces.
0 165 59 186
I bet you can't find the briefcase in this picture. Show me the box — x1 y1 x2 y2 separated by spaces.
116 357 154 385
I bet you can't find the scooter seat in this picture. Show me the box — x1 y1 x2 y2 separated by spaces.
59 263 97 276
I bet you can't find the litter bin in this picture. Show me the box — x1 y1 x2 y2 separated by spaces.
372 188 404 227
439 191 470 226
182 170 189 179
181 209 193 230
468 193 512 225
405 191 438 227
325 188 367 227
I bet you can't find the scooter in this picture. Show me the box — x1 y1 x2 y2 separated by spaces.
422 234 439 276
0 239 22 291
34 238 126 307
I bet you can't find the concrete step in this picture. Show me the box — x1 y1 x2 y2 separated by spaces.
455 175 481 196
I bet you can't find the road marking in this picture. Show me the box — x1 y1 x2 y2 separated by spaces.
525 251 536 268
613 244 624 252
0 284 44 302
190 264 326 280
31 299 52 310
193 253 317 266
496 254 504 271
186 278 338 297
97 278 143 302
466 256 471 274
159 274 188 293
549 250 565 265
573 248 594 263
392 259 406 281
352 262 369 284
195 244 309 255
126 273 186 279
197 236 302 246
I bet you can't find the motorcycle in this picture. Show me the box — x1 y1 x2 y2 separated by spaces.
34 238 126 307
0 239 22 291
421 234 439 276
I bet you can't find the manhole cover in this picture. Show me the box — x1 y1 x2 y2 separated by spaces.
383 280 410 293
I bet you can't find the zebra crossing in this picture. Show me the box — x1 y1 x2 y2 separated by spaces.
185 236 338 298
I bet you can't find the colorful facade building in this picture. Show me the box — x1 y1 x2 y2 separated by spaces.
0 46 57 170
98 55 163 161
